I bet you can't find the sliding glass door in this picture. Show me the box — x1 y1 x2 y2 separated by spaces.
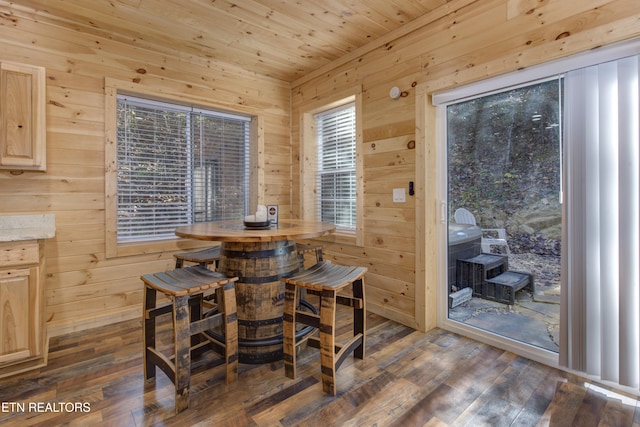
445 79 563 353
432 38 640 388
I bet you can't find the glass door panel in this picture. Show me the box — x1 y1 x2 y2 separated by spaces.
446 79 562 352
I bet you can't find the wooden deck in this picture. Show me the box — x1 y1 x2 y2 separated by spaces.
1 308 638 426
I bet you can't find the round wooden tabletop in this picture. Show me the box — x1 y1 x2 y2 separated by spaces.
175 219 336 243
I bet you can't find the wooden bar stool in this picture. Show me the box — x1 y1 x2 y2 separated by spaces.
174 246 221 269
142 265 239 413
281 261 367 395
296 243 323 270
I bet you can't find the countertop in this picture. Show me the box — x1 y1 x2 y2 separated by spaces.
0 214 56 242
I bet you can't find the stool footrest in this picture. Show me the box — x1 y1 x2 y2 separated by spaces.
306 336 321 350
145 347 175 383
190 311 227 336
292 311 320 329
334 333 365 370
146 301 174 319
336 295 364 309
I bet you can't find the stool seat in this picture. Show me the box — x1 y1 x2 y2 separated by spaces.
284 261 363 291
174 246 221 269
142 265 238 413
142 266 229 296
281 261 367 395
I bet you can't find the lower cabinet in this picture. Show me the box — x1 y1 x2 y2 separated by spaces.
0 240 47 377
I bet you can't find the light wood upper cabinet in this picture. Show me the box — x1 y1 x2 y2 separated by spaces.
0 61 46 171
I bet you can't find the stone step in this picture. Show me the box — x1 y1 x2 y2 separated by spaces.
449 287 473 308
483 271 534 305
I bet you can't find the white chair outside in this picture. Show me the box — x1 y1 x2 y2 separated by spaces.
454 207 511 255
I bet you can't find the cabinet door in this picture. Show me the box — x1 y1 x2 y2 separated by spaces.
0 62 46 171
0 267 38 364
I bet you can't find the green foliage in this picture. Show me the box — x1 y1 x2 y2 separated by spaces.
447 79 562 226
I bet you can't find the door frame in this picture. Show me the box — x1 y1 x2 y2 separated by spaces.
415 85 560 368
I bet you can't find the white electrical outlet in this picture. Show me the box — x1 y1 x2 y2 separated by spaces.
393 188 405 203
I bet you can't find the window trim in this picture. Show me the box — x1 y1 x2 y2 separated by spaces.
300 85 363 246
104 78 263 258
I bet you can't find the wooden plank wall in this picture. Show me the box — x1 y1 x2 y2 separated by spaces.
0 0 639 338
291 0 640 330
0 5 291 336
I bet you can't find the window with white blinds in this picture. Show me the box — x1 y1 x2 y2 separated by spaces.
116 95 250 242
315 103 356 232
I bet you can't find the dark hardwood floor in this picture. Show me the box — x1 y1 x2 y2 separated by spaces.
1 308 639 426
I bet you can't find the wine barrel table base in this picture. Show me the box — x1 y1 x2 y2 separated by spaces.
219 240 298 363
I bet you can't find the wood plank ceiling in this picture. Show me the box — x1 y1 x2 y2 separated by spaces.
5 0 449 82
